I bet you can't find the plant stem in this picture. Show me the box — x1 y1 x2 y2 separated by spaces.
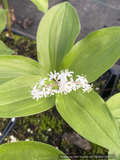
3 0 11 36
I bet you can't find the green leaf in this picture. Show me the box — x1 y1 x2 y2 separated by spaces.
31 0 49 13
0 75 55 118
115 118 120 131
61 27 120 83
0 141 69 160
37 2 80 73
106 94 120 132
106 93 120 118
56 89 120 153
0 9 6 34
0 55 47 85
0 41 14 55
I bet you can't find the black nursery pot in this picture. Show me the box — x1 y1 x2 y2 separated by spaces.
100 64 120 100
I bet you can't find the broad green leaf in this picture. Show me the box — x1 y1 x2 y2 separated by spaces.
37 2 80 73
0 75 55 118
0 141 69 160
106 94 120 131
0 41 13 55
0 9 6 34
31 0 49 13
106 93 120 118
56 89 120 153
0 55 47 85
61 27 120 83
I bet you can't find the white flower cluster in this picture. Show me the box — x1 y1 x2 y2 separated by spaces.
30 69 92 101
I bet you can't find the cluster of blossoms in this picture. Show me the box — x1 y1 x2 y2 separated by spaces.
30 69 92 101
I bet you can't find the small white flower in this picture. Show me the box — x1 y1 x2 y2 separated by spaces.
38 78 47 88
48 70 59 81
51 89 58 95
25 139 30 141
58 69 74 82
82 84 92 93
69 78 78 91
31 88 41 101
59 81 72 94
41 87 48 97
76 75 88 86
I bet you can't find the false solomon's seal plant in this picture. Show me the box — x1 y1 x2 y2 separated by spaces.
1 1 120 159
